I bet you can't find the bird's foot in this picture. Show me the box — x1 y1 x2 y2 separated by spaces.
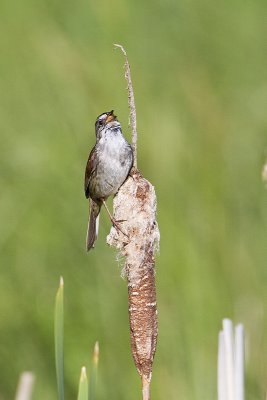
101 200 129 238
111 218 129 238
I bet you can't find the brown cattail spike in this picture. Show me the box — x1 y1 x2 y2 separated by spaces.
107 170 160 394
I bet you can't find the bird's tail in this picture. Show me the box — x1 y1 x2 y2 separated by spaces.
86 200 101 251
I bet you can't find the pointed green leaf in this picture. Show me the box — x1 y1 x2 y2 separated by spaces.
89 342 99 400
78 367 88 400
55 277 64 400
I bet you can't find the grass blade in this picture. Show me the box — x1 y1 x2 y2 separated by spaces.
235 324 245 400
89 342 99 400
78 367 88 400
55 277 64 400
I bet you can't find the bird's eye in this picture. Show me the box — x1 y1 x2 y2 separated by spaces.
98 119 104 126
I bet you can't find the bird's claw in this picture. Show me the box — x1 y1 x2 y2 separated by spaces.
111 218 129 238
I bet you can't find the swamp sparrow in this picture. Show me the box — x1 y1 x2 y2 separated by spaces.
84 110 133 251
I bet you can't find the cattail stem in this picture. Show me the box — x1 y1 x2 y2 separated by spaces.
142 375 151 400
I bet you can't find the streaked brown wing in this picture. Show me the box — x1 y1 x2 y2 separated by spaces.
84 145 97 198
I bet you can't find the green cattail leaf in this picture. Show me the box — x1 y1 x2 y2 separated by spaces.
89 342 99 400
78 367 88 400
55 277 64 400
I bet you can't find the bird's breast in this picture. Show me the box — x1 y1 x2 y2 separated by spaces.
92 132 132 198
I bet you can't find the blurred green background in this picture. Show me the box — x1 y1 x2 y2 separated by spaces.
0 0 266 398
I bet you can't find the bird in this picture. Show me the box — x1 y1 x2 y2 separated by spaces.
84 110 133 251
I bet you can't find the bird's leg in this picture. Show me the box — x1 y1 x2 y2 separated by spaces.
102 200 128 237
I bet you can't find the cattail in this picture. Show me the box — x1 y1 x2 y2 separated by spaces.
107 45 160 400
107 170 159 388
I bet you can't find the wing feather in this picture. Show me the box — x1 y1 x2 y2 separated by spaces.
84 146 97 198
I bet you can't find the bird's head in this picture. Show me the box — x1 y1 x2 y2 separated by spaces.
95 110 119 135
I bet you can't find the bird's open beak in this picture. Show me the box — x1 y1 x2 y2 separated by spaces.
105 110 116 123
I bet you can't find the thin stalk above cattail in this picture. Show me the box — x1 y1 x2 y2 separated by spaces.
114 44 138 169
